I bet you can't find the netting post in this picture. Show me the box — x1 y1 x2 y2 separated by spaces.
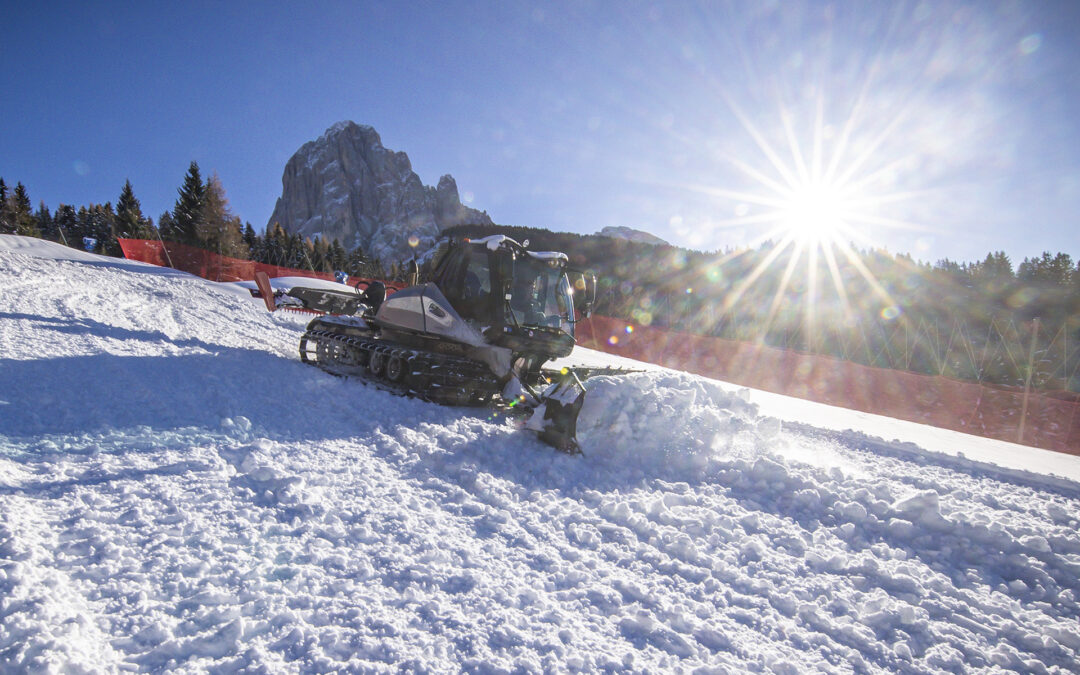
154 226 174 269
1018 318 1040 445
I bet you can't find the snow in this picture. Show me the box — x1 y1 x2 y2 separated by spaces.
473 234 514 251
2 234 1080 672
527 250 569 262
550 350 1080 489
468 235 568 263
597 226 669 247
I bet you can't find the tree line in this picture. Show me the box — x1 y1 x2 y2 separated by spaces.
446 224 1080 392
4 168 1076 391
0 163 388 279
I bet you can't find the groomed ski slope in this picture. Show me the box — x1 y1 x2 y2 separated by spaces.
1 236 1079 673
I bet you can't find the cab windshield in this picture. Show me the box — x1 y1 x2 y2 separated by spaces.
508 255 574 335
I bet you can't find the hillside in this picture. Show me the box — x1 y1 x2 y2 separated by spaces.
444 224 1080 393
1 235 1079 672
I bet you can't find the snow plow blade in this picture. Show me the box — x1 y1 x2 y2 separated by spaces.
527 370 588 454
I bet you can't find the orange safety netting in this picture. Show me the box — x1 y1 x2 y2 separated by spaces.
117 238 399 290
576 315 1080 455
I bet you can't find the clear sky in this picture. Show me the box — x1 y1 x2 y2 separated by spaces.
2 0 1078 265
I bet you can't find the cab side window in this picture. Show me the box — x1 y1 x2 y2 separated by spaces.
451 249 492 321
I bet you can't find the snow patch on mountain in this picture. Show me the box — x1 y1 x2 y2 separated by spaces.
598 226 669 246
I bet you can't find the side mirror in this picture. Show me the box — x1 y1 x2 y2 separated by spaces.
569 269 596 319
584 272 596 318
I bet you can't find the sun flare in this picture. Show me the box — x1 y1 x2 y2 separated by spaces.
681 94 921 347
780 181 848 245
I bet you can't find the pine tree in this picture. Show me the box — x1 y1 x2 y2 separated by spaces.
198 172 246 258
74 206 90 245
1051 253 1074 286
81 204 116 254
1019 252 1072 286
171 161 205 245
330 238 347 271
12 182 38 236
345 245 365 277
311 236 332 272
989 251 1013 278
35 201 56 241
263 223 289 266
199 173 224 248
158 211 177 241
971 250 1013 296
101 202 124 256
289 233 306 269
115 180 154 241
247 228 266 263
242 222 257 256
0 179 11 234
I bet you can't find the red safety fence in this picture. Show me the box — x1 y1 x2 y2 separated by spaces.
576 315 1080 455
117 239 400 290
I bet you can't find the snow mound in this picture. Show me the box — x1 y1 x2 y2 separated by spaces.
578 372 776 474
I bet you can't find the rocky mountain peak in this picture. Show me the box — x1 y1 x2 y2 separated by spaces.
268 121 492 264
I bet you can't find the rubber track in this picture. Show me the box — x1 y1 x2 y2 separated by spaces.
299 329 502 406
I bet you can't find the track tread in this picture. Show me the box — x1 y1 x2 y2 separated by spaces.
300 329 502 406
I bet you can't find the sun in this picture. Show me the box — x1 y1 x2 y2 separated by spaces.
683 100 912 343
780 181 848 246
664 72 945 349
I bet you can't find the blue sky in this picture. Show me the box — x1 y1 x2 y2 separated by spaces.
2 0 1078 265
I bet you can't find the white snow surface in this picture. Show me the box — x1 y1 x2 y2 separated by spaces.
2 235 1080 673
